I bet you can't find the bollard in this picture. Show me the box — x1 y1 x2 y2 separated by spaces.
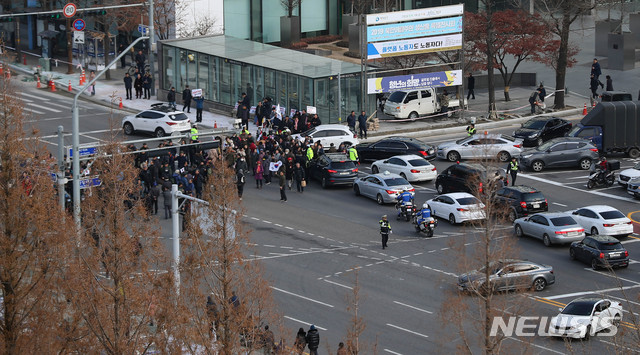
23 54 26 65
0 63 3 75
119 97 123 109
68 80 72 92
37 76 41 88
582 103 587 116
50 80 56 92
214 121 217 128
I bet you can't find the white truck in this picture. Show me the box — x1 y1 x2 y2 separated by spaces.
383 88 466 120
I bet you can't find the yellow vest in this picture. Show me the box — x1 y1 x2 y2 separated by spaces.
190 128 198 141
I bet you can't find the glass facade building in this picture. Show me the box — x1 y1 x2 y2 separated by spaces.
159 35 372 124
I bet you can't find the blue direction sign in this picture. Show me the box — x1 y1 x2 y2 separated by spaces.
69 146 97 157
73 19 86 31
79 177 101 189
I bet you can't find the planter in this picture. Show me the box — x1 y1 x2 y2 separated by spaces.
595 20 621 56
608 32 635 71
280 16 301 47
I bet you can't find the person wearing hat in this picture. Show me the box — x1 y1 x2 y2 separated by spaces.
466 123 476 136
190 123 199 142
379 215 392 249
508 157 519 186
305 325 320 355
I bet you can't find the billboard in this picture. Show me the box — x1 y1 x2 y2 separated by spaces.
367 70 463 94
366 4 464 25
367 16 463 43
367 33 462 59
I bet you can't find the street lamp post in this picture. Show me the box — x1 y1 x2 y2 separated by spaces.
149 0 155 96
72 36 149 227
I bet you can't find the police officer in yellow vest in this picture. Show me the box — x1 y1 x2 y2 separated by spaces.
190 123 199 142
379 215 392 249
508 157 519 186
466 123 476 136
348 145 358 162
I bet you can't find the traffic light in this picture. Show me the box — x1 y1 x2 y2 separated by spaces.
50 13 60 19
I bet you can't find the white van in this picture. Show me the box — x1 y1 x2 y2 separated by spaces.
383 88 466 120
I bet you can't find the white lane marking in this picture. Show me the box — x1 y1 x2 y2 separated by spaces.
521 173 639 204
546 284 640 300
21 92 49 100
582 268 640 285
270 286 334 308
35 105 62 113
263 244 276 248
20 97 34 102
566 176 588 180
552 202 568 207
393 301 433 314
383 349 403 355
298 229 305 233
274 223 283 227
285 226 294 230
621 238 640 244
43 101 74 109
263 220 272 224
323 279 353 290
386 323 429 338
25 108 45 115
283 316 327 331
598 339 640 354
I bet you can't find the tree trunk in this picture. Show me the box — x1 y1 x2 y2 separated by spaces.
104 32 111 80
553 12 571 109
485 6 496 115
503 86 510 101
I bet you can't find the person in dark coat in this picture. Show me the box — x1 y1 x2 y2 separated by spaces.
357 110 368 139
293 161 305 192
135 50 146 74
194 94 204 123
278 170 287 202
162 186 172 219
118 43 127 68
591 58 602 80
134 74 143 99
537 83 546 103
237 92 250 129
346 111 356 132
143 73 152 99
182 85 192 113
590 74 599 99
167 87 176 108
149 182 160 215
529 89 540 114
466 72 475 100
123 73 133 100
605 75 613 91
293 328 306 355
305 325 320 355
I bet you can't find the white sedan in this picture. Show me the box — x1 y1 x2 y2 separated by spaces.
426 192 486 225
569 205 633 237
549 298 623 339
617 161 640 186
370 154 437 182
436 134 524 162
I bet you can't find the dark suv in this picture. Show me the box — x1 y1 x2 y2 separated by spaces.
570 235 629 270
495 185 548 222
435 163 507 195
309 153 358 188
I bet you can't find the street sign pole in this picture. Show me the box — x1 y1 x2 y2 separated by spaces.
149 0 155 96
72 36 148 228
57 126 66 211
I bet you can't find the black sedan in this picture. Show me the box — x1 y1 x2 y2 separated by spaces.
513 116 572 147
356 137 436 162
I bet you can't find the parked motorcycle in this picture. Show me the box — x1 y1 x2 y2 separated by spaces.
414 215 437 237
396 201 416 222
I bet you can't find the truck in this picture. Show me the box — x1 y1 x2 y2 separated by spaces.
383 88 466 120
566 101 640 158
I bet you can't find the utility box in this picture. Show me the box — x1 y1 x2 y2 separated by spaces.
342 15 357 39
607 32 636 71
595 20 621 56
630 13 640 48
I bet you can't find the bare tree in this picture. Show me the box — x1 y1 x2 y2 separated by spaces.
177 160 280 354
176 0 219 39
0 53 75 354
343 271 376 355
281 0 302 17
154 0 178 40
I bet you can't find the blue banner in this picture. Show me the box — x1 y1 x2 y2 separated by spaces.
367 70 463 94
367 16 463 43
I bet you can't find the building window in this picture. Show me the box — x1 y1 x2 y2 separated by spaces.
288 74 299 113
252 66 264 104
265 69 276 102
178 49 187 90
186 51 198 90
162 46 175 90
209 57 218 101
220 59 231 105
276 71 287 111
197 54 209 97
300 77 313 113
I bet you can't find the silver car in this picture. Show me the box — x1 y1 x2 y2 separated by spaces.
627 177 640 199
457 259 555 293
514 212 586 247
436 134 523 162
353 171 414 205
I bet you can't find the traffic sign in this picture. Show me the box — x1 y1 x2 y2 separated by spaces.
63 3 77 18
138 24 149 35
69 146 96 157
79 177 101 189
73 19 86 31
73 31 84 44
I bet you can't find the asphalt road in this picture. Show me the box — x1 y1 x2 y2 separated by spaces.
20 80 640 354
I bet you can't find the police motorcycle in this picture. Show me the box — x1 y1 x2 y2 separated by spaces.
396 190 417 222
413 203 437 237
587 158 617 189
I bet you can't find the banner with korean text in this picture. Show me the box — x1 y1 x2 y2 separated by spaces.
367 33 462 59
367 70 463 94
367 16 463 43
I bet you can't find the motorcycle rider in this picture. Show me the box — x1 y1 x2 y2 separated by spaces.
396 189 414 219
416 203 433 230
592 156 608 183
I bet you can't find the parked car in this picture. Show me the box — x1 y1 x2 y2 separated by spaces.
356 137 436 161
495 186 548 222
435 163 507 195
513 116 572 147
371 154 437 182
122 103 192 137
436 134 523 162
426 192 486 225
308 153 358 188
600 91 633 102
627 177 640 199
569 205 633 237
291 124 359 148
353 171 414 205
457 259 555 293
549 298 623 339
617 161 640 186
519 137 599 172
569 235 630 270
513 212 585 246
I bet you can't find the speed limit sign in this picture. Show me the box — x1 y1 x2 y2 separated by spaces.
63 3 77 18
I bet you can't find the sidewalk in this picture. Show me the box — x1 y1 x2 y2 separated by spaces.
3 51 588 140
